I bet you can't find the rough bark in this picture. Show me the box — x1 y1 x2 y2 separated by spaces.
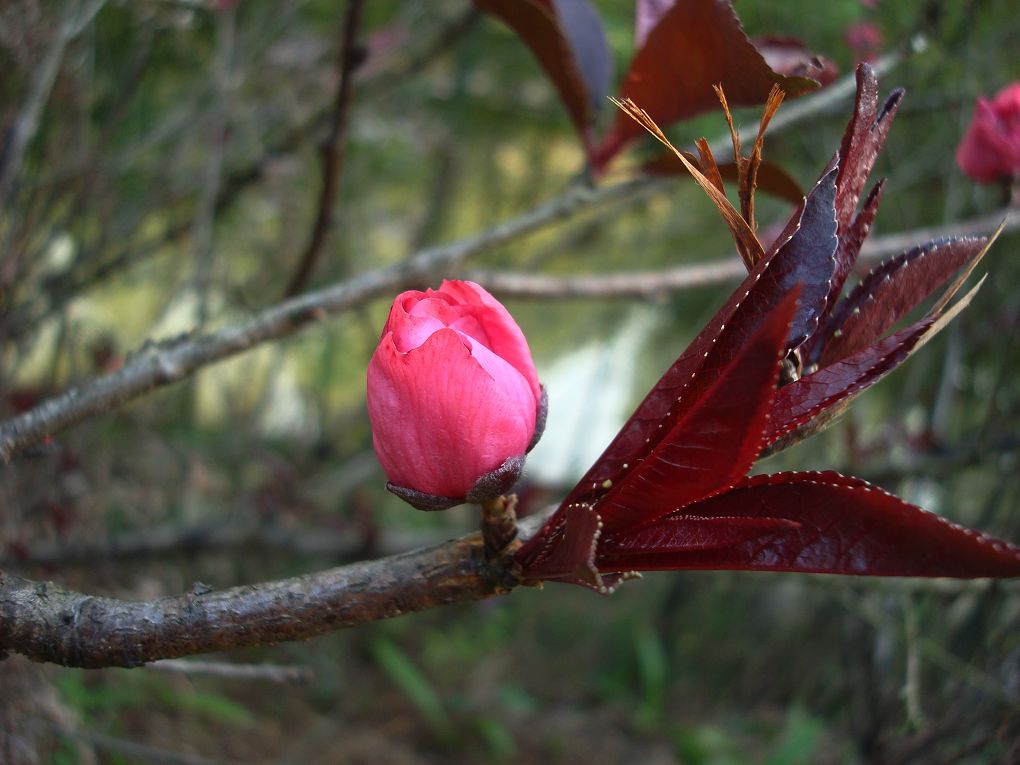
0 531 516 668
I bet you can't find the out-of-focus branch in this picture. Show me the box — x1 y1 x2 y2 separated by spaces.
4 7 480 339
469 260 745 300
469 207 1018 300
0 177 637 462
0 0 106 205
857 207 1020 261
2 519 446 568
0 200 1008 461
0 60 903 461
147 658 313 684
191 1 237 327
283 0 366 298
368 7 480 96
56 728 217 765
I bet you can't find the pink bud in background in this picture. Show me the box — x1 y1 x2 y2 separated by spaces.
956 83 1020 183
844 21 882 63
367 280 545 509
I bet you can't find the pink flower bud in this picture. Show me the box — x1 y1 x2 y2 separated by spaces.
956 83 1020 183
843 21 882 63
367 280 544 508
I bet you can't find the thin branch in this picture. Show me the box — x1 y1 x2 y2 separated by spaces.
0 59 903 462
56 728 221 765
0 178 635 462
0 201 1009 461
147 658 313 684
2 519 447 568
0 0 107 205
6 27 896 336
4 8 478 339
191 1 237 327
469 260 745 300
857 207 1020 261
368 7 480 96
283 0 366 298
467 207 1019 301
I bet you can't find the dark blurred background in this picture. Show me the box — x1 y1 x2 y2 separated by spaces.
1 0 1018 763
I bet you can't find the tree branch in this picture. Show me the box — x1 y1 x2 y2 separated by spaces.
467 207 1018 300
0 58 906 462
0 0 106 205
283 0 366 298
2 519 446 568
468 260 745 300
0 504 557 668
0 178 631 462
0 530 515 668
147 658 313 684
190 0 237 327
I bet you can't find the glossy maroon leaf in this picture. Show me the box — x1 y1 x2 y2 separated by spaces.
517 291 797 575
644 153 804 203
543 166 838 522
595 289 798 533
801 178 887 364
818 236 988 366
831 65 904 292
764 167 839 349
597 472 1020 577
754 36 838 85
551 0 613 113
764 279 980 448
518 502 601 581
517 64 1019 590
667 164 837 377
838 179 885 272
634 0 673 48
474 0 612 147
594 0 819 168
767 320 933 447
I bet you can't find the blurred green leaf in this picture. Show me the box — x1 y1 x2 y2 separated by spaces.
372 637 454 741
634 625 668 729
765 707 824 765
473 716 518 760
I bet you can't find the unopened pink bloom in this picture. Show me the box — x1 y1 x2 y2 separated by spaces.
956 83 1020 183
844 22 882 62
367 280 542 503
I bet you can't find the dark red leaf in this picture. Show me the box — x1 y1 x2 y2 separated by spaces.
767 320 933 447
542 168 837 520
765 167 839 349
834 65 904 239
644 153 804 204
765 280 980 448
831 83 903 312
516 502 601 582
634 0 673 48
551 0 613 114
597 471 1020 577
517 290 798 575
818 236 988 366
594 0 819 168
802 178 887 363
594 289 798 533
474 0 611 147
754 36 838 85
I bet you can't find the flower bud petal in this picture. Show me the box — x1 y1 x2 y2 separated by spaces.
367 318 538 501
956 84 1020 183
438 280 543 402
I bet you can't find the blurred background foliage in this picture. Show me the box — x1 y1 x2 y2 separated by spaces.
1 0 1019 762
